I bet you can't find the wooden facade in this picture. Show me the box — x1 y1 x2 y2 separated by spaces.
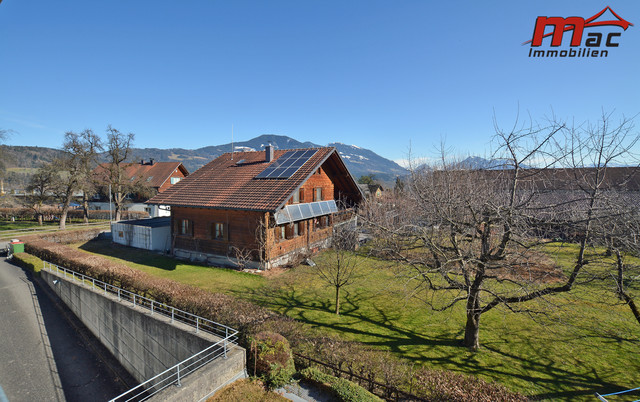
170 163 356 268
149 147 363 269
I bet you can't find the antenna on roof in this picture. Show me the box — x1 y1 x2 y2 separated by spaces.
231 124 234 161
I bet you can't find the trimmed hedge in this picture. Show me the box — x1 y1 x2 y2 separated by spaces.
20 227 107 245
23 238 527 402
11 252 43 274
300 367 382 402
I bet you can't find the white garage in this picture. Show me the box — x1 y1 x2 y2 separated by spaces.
111 217 171 252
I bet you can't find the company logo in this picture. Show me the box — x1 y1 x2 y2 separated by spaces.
524 7 633 58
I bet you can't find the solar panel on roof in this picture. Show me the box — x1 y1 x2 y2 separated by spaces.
255 149 317 179
275 200 339 224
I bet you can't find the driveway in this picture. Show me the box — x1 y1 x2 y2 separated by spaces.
0 259 135 401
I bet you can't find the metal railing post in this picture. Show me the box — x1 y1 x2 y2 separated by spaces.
224 328 228 358
196 318 199 333
176 365 182 387
104 283 107 296
118 288 121 301
171 307 174 323
133 294 136 307
151 301 154 315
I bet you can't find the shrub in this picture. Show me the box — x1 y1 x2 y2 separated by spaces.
207 378 288 402
249 332 295 388
299 367 381 402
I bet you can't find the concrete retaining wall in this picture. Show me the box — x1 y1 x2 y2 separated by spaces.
41 269 246 400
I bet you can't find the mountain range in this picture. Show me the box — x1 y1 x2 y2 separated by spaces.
0 135 408 189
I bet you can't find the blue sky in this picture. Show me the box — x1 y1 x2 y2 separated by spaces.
1 1 639 165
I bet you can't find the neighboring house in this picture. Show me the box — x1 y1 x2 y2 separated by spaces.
91 159 189 218
146 146 363 269
358 183 384 199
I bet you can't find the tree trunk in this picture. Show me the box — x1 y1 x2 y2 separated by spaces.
37 213 43 226
615 250 640 325
82 193 89 224
464 288 481 351
59 208 68 230
59 192 72 230
115 191 122 221
335 286 341 315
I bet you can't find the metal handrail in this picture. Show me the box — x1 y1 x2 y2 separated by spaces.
43 261 237 340
43 261 240 401
110 338 231 402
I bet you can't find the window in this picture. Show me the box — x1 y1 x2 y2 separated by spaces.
179 219 192 236
171 177 181 185
314 187 323 201
213 222 227 240
293 222 299 237
279 225 286 240
292 190 299 204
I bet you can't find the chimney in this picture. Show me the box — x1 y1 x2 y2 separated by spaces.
265 144 274 162
150 158 155 165
140 159 144 165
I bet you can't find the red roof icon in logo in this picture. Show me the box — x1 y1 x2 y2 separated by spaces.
523 6 633 46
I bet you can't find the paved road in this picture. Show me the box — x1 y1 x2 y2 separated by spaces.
0 258 134 401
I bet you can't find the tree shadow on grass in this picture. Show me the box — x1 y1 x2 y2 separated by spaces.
244 279 637 400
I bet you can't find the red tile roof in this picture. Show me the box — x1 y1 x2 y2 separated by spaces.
147 147 340 211
94 161 188 190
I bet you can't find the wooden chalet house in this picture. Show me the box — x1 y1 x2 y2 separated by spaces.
92 159 189 217
146 146 363 269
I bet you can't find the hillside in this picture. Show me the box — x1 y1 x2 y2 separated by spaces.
0 135 407 190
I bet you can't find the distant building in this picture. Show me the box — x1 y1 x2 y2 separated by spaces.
91 160 189 218
358 183 384 199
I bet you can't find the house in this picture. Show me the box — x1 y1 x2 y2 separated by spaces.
91 159 189 217
146 146 363 269
358 183 384 199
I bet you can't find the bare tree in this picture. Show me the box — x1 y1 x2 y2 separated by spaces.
24 166 56 225
315 224 360 315
364 112 640 350
54 129 102 229
98 126 135 221
568 112 640 326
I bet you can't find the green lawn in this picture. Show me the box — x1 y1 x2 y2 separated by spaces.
70 239 640 400
0 220 60 231
75 240 264 295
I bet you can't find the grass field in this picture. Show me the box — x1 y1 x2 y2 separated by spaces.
0 220 60 231
71 239 640 400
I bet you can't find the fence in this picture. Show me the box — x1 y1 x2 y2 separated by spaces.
42 261 239 401
294 352 426 401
